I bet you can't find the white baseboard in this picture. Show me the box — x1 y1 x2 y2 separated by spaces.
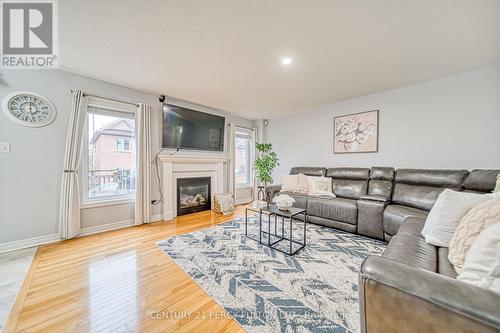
151 214 163 222
0 233 61 254
0 216 166 254
164 211 174 221
79 219 135 237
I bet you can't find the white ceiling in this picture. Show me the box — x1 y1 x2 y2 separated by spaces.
59 0 500 119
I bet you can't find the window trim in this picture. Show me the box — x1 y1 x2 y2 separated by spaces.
116 138 131 152
81 98 137 206
80 197 135 209
234 127 255 189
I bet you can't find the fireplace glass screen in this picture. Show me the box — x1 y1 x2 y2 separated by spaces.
177 177 211 216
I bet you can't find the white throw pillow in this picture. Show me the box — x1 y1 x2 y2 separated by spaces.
281 175 299 192
421 189 491 247
448 198 500 273
307 176 335 197
457 223 500 294
494 172 500 193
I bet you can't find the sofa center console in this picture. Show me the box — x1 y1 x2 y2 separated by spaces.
357 195 390 240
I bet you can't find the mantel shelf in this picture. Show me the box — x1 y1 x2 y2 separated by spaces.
158 154 230 164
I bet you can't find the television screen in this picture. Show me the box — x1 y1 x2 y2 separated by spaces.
162 104 225 151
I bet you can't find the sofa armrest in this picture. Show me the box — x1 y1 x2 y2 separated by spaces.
359 194 390 203
357 196 389 240
265 184 282 202
359 255 500 333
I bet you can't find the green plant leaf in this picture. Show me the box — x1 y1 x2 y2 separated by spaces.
254 142 279 185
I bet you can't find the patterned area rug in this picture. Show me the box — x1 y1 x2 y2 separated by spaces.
157 217 386 333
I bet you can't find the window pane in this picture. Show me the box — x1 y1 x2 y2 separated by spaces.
88 111 136 199
235 135 251 186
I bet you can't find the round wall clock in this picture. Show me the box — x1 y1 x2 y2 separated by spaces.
2 91 56 127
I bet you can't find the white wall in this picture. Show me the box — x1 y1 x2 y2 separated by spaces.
267 66 500 179
0 69 254 245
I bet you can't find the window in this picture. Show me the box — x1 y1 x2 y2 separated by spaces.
116 138 130 152
84 103 136 202
234 128 254 187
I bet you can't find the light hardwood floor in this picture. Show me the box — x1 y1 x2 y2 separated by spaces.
4 207 248 333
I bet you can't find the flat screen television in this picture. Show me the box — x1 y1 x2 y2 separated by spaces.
162 104 225 151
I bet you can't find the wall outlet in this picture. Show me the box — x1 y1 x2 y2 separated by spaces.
0 142 10 153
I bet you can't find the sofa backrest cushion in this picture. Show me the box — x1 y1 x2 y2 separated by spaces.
290 167 327 177
463 169 499 193
327 167 369 199
392 169 468 211
395 169 467 187
369 167 395 198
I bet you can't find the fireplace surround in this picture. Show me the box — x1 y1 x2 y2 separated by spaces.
158 155 227 220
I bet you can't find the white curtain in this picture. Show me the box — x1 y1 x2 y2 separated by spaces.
251 127 258 201
59 90 87 239
227 123 236 196
135 103 152 225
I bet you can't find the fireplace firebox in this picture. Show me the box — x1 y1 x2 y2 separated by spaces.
176 177 211 216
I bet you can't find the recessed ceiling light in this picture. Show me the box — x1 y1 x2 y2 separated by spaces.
281 57 292 65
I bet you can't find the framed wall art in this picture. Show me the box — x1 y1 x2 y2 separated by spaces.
333 110 379 154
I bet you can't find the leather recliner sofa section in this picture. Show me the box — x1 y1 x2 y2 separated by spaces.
359 170 500 333
308 168 370 233
269 167 498 241
382 168 468 240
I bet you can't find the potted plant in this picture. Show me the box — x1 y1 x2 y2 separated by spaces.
254 143 279 207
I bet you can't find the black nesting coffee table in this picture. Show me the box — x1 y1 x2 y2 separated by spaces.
245 204 307 256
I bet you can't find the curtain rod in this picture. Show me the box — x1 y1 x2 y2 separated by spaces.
69 89 140 107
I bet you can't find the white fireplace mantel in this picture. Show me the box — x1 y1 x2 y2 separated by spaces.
159 155 229 220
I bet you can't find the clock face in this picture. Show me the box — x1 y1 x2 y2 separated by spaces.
2 92 56 127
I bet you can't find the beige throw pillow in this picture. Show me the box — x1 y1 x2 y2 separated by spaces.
295 173 309 194
448 198 500 273
281 173 309 193
307 176 335 197
281 175 299 192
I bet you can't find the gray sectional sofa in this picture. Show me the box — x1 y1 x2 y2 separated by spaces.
268 167 498 241
268 166 500 333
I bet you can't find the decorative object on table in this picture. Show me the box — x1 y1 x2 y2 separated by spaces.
253 142 279 206
2 91 56 127
272 194 295 211
213 193 235 215
252 200 268 209
256 185 266 201
333 110 378 153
